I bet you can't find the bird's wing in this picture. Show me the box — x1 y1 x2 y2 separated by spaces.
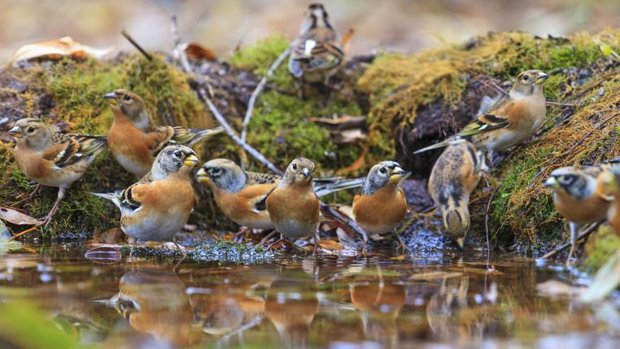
144 126 175 154
246 171 281 185
171 126 224 147
45 133 106 168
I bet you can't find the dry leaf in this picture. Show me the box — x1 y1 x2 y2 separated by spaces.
337 144 368 175
409 271 463 281
330 129 366 144
318 239 343 250
309 115 366 129
0 207 44 226
537 279 585 297
183 42 218 61
341 28 355 55
12 36 113 65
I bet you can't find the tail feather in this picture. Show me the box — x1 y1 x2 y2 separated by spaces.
173 126 224 147
89 191 122 209
314 177 365 197
413 137 468 155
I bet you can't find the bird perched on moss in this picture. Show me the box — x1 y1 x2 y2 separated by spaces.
595 158 620 235
352 161 408 250
195 158 364 231
545 163 615 265
428 140 486 248
103 89 223 177
91 145 199 255
265 158 321 250
8 118 107 225
289 3 344 95
414 70 548 156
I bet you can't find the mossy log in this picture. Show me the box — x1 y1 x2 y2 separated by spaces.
0 30 618 259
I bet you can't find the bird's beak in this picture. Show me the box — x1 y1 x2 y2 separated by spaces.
599 171 618 192
390 166 406 179
536 72 549 83
456 237 465 249
184 155 200 167
301 167 310 178
544 176 558 188
103 91 117 100
195 167 210 183
8 126 21 136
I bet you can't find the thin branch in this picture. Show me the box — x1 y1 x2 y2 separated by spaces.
241 47 291 141
121 30 152 61
537 222 602 261
170 16 193 74
196 86 283 175
319 203 368 243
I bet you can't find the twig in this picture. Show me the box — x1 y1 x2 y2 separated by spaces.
196 86 283 175
10 226 38 240
170 16 193 75
538 221 602 260
121 30 152 61
546 101 576 107
241 47 291 142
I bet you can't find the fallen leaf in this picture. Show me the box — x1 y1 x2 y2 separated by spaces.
341 28 355 55
337 144 368 175
90 227 127 245
409 271 463 281
537 279 585 297
12 36 113 65
330 129 366 144
309 115 366 129
0 207 44 225
183 43 218 61
84 246 122 264
318 239 343 250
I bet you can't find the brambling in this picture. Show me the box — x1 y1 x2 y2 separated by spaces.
595 159 620 235
545 164 614 264
265 158 321 246
92 145 199 250
103 89 222 177
195 158 364 231
428 140 486 248
8 118 107 225
414 70 548 155
289 3 344 90
352 161 408 244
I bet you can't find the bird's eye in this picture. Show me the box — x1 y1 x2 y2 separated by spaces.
122 95 132 102
211 168 222 176
174 151 182 158
26 126 35 133
522 75 530 81
292 163 298 171
379 167 387 175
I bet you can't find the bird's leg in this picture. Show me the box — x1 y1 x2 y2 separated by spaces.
42 187 65 226
129 242 135 261
566 222 579 267
297 78 307 100
361 233 369 257
393 230 407 255
266 234 285 251
29 183 42 199
172 239 187 272
314 232 321 256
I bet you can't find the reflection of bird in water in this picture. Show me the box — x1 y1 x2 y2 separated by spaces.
264 273 319 348
188 285 246 336
350 267 406 347
425 275 500 343
103 269 197 347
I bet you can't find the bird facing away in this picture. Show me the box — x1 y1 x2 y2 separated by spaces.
545 163 614 264
195 158 364 231
288 3 344 86
91 144 199 244
265 158 321 242
352 161 408 242
428 140 486 248
103 89 223 177
595 158 620 236
414 70 548 155
9 118 107 225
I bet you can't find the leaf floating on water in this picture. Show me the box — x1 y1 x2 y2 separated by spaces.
0 207 44 226
12 36 114 65
579 250 620 303
536 279 585 297
409 271 463 281
318 239 343 250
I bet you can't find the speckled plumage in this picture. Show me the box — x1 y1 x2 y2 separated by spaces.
428 140 485 247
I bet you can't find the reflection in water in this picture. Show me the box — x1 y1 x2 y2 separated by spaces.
107 269 196 347
350 266 405 347
1 247 620 348
264 272 319 348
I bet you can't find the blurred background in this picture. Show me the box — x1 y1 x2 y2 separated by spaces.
0 0 618 63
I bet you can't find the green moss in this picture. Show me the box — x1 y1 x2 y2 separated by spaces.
229 35 294 88
584 226 620 271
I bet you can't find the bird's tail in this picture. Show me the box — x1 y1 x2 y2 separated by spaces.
173 126 224 147
441 204 471 248
74 135 108 156
413 139 455 155
89 191 122 209
314 177 365 197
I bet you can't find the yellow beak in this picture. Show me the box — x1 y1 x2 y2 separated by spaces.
390 166 407 180
536 72 549 83
195 167 210 183
184 154 199 167
544 176 559 189
8 126 22 137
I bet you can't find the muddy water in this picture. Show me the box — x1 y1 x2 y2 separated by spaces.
1 245 619 349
